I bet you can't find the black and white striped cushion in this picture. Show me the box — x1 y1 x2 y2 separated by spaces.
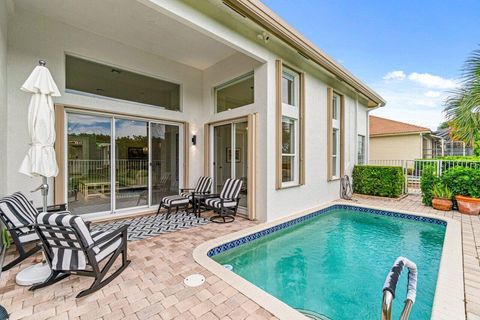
180 192 194 200
194 176 212 194
36 211 96 271
162 195 189 207
0 192 38 234
219 179 243 200
205 198 237 209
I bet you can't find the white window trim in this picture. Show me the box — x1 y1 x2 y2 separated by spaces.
281 67 300 186
331 92 341 179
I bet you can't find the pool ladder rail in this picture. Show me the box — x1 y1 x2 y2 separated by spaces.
381 256 417 320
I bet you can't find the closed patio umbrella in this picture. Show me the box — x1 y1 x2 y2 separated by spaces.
16 60 60 286
19 60 60 208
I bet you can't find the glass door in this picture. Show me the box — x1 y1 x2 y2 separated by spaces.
66 110 182 217
213 124 232 194
67 113 112 215
150 123 180 206
212 120 248 210
114 119 149 210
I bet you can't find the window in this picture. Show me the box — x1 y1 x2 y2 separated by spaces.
279 65 300 186
331 92 341 178
282 117 297 183
282 71 296 106
215 72 254 113
65 55 181 110
357 135 366 164
327 89 343 180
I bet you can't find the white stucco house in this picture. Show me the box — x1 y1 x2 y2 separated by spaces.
0 0 385 222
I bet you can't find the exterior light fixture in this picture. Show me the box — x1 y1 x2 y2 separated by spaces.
191 134 197 146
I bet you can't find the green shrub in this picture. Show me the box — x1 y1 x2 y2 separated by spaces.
441 166 480 198
352 165 404 198
435 156 480 161
420 165 438 206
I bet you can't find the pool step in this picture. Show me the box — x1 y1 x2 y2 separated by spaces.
295 308 331 320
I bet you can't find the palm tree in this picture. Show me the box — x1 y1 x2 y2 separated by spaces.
444 48 480 150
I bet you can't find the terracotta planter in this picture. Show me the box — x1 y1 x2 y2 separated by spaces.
432 198 453 211
456 195 480 215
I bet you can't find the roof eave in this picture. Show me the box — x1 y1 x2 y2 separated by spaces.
370 130 432 137
224 0 386 108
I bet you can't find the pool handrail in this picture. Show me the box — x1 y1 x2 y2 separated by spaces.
381 256 417 320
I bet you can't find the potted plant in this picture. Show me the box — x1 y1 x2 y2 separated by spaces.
431 183 453 211
441 167 480 215
456 195 480 215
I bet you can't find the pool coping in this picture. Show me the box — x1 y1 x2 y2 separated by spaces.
193 201 465 320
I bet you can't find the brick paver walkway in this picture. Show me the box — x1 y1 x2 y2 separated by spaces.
0 196 478 319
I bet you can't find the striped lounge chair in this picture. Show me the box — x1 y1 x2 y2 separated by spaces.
158 176 212 219
202 178 243 223
0 192 66 271
31 211 130 298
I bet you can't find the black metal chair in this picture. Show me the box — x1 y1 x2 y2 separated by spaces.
0 192 66 271
158 176 212 219
31 211 130 298
202 178 243 223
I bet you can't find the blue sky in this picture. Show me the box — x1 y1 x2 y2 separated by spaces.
262 0 480 129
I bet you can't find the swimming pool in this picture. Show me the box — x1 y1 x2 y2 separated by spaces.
207 205 447 319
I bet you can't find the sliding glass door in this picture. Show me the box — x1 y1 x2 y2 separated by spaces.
66 111 182 216
212 120 248 210
115 119 149 210
151 123 180 206
67 113 112 215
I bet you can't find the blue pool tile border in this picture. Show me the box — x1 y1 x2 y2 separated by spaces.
207 204 447 257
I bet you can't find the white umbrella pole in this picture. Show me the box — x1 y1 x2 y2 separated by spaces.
41 176 48 213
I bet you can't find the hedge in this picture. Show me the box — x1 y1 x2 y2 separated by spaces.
420 165 438 206
441 166 480 198
352 165 404 198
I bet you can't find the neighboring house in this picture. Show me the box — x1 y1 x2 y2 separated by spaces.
369 116 438 161
0 0 384 222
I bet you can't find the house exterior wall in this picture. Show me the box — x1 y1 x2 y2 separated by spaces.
5 2 373 222
0 0 7 197
370 134 422 161
6 7 206 206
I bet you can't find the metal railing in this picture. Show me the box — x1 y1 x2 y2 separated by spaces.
67 159 167 194
368 159 480 194
382 257 417 320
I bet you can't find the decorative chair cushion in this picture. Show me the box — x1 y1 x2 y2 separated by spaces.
205 198 237 209
162 195 189 207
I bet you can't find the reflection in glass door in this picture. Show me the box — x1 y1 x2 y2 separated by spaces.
151 123 180 206
115 119 149 210
213 121 248 209
67 113 112 215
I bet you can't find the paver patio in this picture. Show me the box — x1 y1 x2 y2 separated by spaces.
0 195 479 320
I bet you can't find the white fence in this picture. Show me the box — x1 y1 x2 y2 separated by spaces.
368 159 480 194
68 159 150 193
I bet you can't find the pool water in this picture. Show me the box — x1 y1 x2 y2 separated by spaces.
213 208 446 320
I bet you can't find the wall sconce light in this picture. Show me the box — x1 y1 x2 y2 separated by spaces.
191 134 197 146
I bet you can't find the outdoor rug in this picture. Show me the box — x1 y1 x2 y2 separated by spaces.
92 211 209 241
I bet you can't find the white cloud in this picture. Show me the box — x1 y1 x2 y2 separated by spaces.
371 70 461 129
408 72 459 90
424 91 441 98
383 70 406 81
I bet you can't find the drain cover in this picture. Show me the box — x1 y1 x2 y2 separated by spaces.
184 274 205 287
223 264 234 271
